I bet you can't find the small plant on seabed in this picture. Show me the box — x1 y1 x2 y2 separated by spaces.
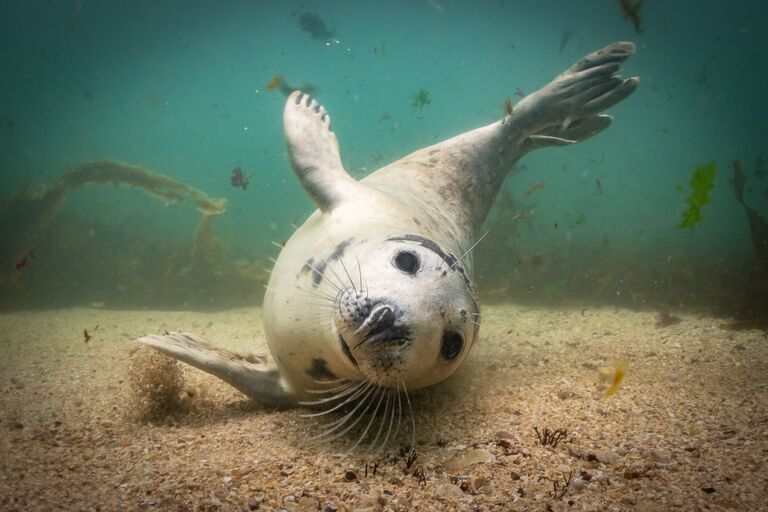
551 470 573 500
364 461 380 478
412 466 427 487
392 446 419 471
533 426 570 447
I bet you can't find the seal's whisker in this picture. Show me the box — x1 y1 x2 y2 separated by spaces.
368 387 390 452
262 265 340 302
450 229 490 271
303 384 355 396
311 383 377 442
310 377 351 386
402 380 417 448
304 288 338 301
299 380 367 409
384 387 398 452
327 385 380 444
298 380 368 411
374 387 395 453
304 379 355 394
354 254 364 296
355 254 369 299
267 282 336 304
305 301 336 309
301 261 345 293
323 260 356 296
391 381 403 443
432 252 448 273
296 317 335 332
337 256 358 295
347 385 387 453
307 297 334 309
292 319 340 339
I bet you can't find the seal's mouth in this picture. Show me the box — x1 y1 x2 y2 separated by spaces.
338 334 358 367
354 327 410 351
339 328 411 370
336 300 411 371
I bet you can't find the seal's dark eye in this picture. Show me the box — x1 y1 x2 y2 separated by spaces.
440 330 464 360
393 251 420 274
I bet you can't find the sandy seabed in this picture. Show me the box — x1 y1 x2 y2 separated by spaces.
0 304 766 512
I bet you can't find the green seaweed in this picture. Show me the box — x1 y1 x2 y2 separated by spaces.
678 161 716 229
411 88 431 111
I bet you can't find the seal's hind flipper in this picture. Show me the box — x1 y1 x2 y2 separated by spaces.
283 91 363 212
511 41 639 141
137 332 295 408
522 115 614 153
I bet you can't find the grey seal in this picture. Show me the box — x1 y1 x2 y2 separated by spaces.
139 41 638 441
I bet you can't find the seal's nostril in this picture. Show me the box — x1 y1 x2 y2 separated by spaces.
369 305 395 334
352 304 395 338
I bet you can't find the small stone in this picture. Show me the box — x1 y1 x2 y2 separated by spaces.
324 506 338 512
472 476 491 494
495 430 513 439
247 497 259 510
434 483 465 499
297 496 316 509
444 448 495 473
571 478 586 490
652 451 674 466
624 467 645 479
596 451 619 464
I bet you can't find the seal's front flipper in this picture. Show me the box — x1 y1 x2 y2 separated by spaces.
511 41 639 148
283 91 361 212
137 332 296 408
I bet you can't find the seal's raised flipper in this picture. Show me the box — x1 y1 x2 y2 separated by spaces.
512 41 639 149
137 332 296 408
521 115 614 153
284 91 361 212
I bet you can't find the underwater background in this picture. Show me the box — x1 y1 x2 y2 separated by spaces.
1 0 766 322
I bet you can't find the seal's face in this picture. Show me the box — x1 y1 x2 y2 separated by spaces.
330 235 479 391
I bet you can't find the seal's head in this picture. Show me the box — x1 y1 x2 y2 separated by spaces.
331 234 479 391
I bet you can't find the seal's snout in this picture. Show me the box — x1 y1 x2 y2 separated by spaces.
354 304 395 338
353 304 409 353
336 290 411 370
